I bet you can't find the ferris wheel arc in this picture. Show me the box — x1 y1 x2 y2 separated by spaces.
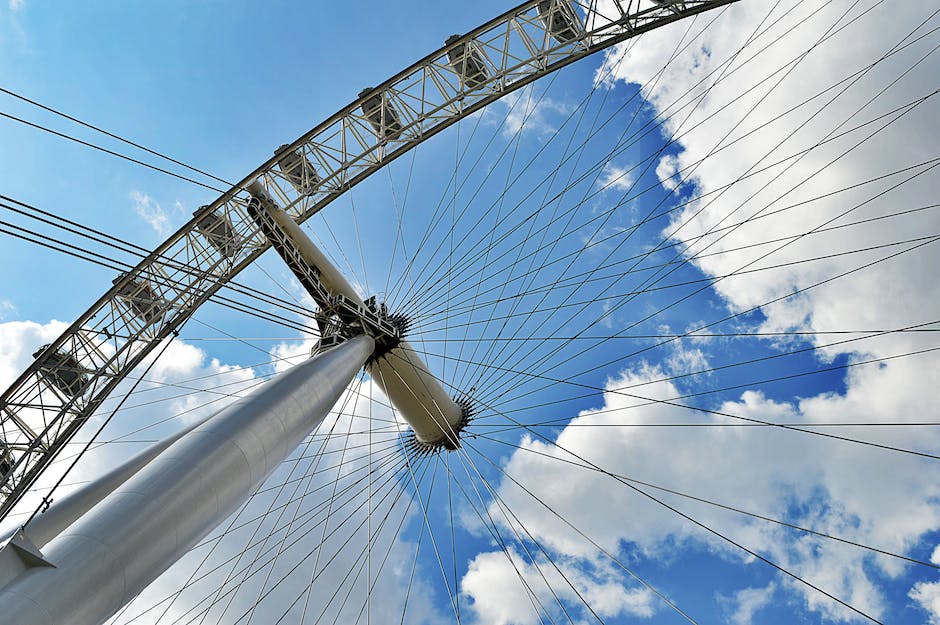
0 0 737 522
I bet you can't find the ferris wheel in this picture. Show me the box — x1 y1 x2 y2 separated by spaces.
0 0 939 623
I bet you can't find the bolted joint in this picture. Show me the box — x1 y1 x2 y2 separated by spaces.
313 294 404 359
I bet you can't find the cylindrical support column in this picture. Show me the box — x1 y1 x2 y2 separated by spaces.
0 335 374 625
367 341 465 448
20 415 209 549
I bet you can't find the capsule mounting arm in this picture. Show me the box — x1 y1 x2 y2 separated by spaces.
246 181 467 449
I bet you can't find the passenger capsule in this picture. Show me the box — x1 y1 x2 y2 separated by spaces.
112 275 166 325
194 207 241 258
445 35 488 89
537 0 582 44
0 440 13 480
32 344 89 398
358 87 404 141
274 144 320 196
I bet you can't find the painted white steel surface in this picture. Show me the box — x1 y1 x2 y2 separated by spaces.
245 182 464 446
21 415 209 549
368 341 464 447
247 180 361 303
0 335 374 625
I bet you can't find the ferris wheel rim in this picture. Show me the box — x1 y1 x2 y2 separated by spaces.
3 1 939 622
0 0 739 521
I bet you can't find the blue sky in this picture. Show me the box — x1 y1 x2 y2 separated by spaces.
2 1 940 624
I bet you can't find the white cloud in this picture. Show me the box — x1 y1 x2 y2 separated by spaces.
130 190 176 237
484 352 940 621
0 318 69 390
655 153 682 192
910 546 940 623
574 6 940 620
0 299 15 321
482 0 940 580
461 548 654 625
598 161 635 192
8 0 24 11
721 583 776 625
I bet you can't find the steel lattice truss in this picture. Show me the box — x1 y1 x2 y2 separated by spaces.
0 0 737 520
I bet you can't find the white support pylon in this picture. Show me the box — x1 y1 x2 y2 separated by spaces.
0 335 374 625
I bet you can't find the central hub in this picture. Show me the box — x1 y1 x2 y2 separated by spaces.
246 180 469 451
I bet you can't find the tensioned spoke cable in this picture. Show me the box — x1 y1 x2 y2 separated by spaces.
404 105 940 327
407 190 940 325
395 26 694 320
241 375 376 625
154 438 416 625
461 438 699 624
335 448 439 625
471 0 901 399
119 423 403 621
464 4 745 396
12 2 939 623
475 432 940 571
282 455 426 625
397 475 429 625
0 214 325 338
445 441 604 624
289 453 436 624
478 408 886 624
0 110 227 193
477 90 940 407
442 325 940 420
472 421 940 433
196 373 368 625
384 64 515 312
452 36 647 394
409 229 940 337
382 370 463 623
410 326 940 343
395 0 843 321
445 453 460 623
164 455 418 625
413 341 940 462
444 445 560 625
484 165 940 410
0 194 323 324
389 26 656 318
142 431 402 622
402 1 932 366
381 149 419 301
22 328 179 527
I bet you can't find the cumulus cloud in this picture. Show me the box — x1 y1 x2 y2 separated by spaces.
130 190 177 237
721 582 776 625
0 299 15 321
482 354 940 622
462 548 654 625
598 162 635 192
910 546 940 623
476 1 940 621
